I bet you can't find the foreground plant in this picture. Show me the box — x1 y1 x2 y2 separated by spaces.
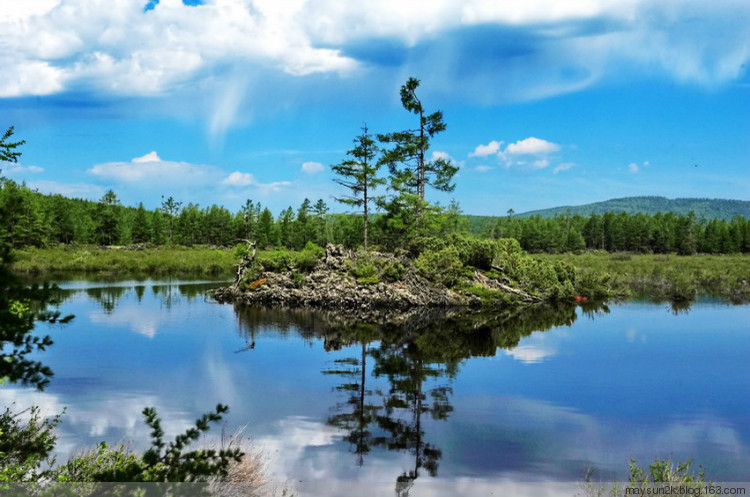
57 404 243 482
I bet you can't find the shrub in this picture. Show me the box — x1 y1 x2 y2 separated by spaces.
448 235 498 270
55 405 242 482
0 405 63 482
290 271 305 288
415 246 463 287
378 260 405 282
351 262 378 285
257 251 290 272
405 236 447 256
294 245 323 272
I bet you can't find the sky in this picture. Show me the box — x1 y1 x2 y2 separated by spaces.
1 0 749 216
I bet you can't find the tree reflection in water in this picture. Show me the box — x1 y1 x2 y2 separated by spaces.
234 302 594 491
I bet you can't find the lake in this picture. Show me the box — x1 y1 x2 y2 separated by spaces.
3 279 749 494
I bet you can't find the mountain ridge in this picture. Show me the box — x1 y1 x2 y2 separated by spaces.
515 196 749 220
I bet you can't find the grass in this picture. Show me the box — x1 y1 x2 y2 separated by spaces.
534 252 750 304
11 245 238 278
12 246 750 304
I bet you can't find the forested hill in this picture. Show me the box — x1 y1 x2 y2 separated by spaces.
517 197 750 220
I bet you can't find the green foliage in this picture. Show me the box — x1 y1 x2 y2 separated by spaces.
628 456 705 484
414 246 463 287
583 457 717 497
446 234 498 269
257 243 324 274
258 250 291 272
378 77 458 202
535 252 750 304
57 405 242 482
12 246 238 278
348 257 379 285
0 126 25 163
332 125 385 249
0 406 63 482
290 271 306 288
377 259 405 283
520 196 750 221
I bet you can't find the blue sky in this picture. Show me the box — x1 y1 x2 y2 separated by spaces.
1 0 748 216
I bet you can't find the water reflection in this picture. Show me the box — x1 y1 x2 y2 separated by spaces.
235 303 589 488
52 280 226 314
10 279 749 487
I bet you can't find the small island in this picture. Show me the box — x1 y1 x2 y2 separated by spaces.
210 236 603 319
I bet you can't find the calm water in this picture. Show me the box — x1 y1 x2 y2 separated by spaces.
4 280 749 491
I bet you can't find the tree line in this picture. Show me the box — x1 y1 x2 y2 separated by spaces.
3 74 749 256
2 176 748 255
485 211 750 255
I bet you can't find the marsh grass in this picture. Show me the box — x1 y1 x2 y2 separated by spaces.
11 246 238 278
535 252 750 303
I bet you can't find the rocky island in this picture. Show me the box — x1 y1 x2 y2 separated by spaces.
209 238 600 318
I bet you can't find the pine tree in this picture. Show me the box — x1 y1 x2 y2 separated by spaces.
378 78 457 208
332 125 385 249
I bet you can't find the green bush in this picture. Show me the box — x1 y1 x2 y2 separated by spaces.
350 262 378 285
448 235 499 270
378 260 405 282
405 236 447 256
1 406 62 482
415 246 463 287
294 250 321 272
258 251 291 272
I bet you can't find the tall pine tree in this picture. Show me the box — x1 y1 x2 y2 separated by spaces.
332 125 385 249
378 78 457 209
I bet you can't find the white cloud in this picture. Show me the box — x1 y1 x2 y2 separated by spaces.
1 1 743 99
470 140 502 157
222 171 257 186
532 158 550 169
628 162 640 173
0 162 44 175
504 344 557 364
430 150 453 162
132 151 161 163
301 161 324 174
553 162 575 174
89 153 219 185
505 137 561 155
475 165 492 172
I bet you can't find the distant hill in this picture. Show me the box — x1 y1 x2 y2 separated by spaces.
516 197 750 221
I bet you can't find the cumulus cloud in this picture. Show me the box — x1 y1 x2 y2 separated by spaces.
0 0 745 107
132 151 161 163
301 161 325 174
89 152 219 185
505 137 561 155
222 171 256 187
491 137 562 170
470 140 502 157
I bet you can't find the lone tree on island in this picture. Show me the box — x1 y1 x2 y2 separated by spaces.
378 78 458 211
